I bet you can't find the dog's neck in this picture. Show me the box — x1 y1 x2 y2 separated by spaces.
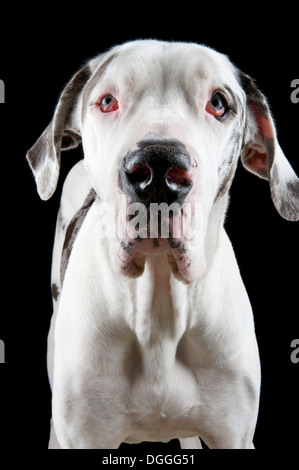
130 253 186 365
126 195 228 378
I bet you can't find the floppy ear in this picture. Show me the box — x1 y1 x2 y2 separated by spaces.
26 65 91 200
240 73 299 221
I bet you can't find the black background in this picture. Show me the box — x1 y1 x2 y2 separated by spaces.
0 7 298 459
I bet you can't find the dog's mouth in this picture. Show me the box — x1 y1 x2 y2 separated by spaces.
114 200 204 284
113 137 204 282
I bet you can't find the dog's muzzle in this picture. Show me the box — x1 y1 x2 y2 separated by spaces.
119 139 193 206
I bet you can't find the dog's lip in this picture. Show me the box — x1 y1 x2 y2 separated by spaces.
116 191 200 283
118 234 195 284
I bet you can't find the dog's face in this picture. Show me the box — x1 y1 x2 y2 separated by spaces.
27 40 299 283
80 42 248 281
81 42 243 205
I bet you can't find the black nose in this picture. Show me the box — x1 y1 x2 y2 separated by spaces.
119 140 193 206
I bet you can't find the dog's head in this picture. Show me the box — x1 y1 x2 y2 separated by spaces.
27 40 299 283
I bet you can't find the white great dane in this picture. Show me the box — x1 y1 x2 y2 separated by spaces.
27 40 299 449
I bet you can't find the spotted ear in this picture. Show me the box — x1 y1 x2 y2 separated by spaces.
26 65 91 200
240 73 299 221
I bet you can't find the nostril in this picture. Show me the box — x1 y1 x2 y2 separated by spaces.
127 164 151 179
125 164 152 186
166 168 192 188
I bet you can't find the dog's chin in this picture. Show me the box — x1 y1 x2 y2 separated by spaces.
115 235 205 285
112 197 206 283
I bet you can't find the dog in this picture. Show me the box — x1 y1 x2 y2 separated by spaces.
27 40 299 449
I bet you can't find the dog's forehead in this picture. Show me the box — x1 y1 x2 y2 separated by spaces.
88 41 240 96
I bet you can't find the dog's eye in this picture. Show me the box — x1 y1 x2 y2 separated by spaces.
206 93 227 117
98 94 119 113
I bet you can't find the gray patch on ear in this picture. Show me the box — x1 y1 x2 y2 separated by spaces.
27 124 60 200
239 72 269 118
270 162 299 221
284 180 299 221
26 65 91 200
239 70 299 222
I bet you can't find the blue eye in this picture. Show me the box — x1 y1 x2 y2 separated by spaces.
206 93 227 117
98 94 119 113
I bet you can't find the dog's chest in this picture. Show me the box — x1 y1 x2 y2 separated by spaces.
119 259 203 442
121 338 202 443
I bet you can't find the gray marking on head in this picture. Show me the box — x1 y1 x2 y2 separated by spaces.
81 53 119 119
215 124 244 201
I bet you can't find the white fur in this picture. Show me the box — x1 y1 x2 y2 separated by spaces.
32 40 297 448
49 174 259 448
